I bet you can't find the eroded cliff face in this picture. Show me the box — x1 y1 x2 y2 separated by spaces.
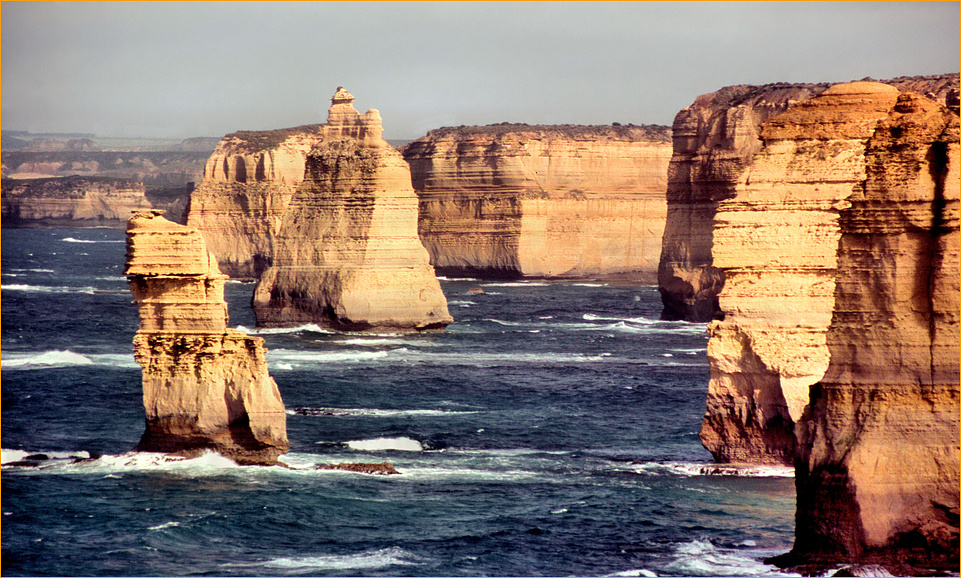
657 83 832 321
658 73 960 322
126 210 288 465
701 82 903 465
2 176 153 227
182 125 326 279
787 91 960 573
252 88 452 332
402 124 672 280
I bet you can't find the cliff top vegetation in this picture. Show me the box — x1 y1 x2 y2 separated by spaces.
413 122 672 143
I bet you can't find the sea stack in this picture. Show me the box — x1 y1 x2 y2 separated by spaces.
402 123 672 281
252 88 452 332
125 210 288 464
182 123 326 279
701 82 903 465
787 88 959 573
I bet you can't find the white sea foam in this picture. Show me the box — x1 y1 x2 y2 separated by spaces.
481 281 550 287
628 461 794 478
1 449 31 465
345 437 424 452
61 237 124 244
664 539 798 577
260 547 421 571
289 407 478 418
1 351 138 370
267 349 391 366
610 569 658 577
1 283 98 295
148 521 181 531
236 323 333 335
9 268 56 274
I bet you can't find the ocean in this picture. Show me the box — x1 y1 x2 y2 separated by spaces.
1 227 798 577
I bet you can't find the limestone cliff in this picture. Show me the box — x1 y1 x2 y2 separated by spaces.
785 91 960 573
252 88 452 331
701 82 909 465
402 124 672 280
2 176 153 227
182 124 326 279
658 73 960 322
126 210 288 464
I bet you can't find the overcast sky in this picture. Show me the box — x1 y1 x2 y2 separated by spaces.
2 1 958 140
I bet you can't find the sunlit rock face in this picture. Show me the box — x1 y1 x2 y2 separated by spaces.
657 82 832 322
402 124 672 281
125 210 288 465
789 90 959 572
657 73 960 323
251 89 452 332
701 82 903 466
182 124 326 279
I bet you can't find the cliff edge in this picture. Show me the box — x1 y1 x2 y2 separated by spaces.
402 123 672 280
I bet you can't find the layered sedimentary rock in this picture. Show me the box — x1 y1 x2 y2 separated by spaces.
2 176 153 227
252 88 452 331
658 73 960 322
126 210 288 464
402 124 672 280
701 82 904 465
658 82 832 321
787 90 960 573
182 125 326 278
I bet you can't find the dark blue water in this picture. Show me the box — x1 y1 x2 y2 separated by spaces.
1 228 797 577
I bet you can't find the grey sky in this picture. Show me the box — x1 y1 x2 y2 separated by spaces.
2 1 958 140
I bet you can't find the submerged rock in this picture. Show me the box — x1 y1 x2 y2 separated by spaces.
252 88 452 332
125 210 288 465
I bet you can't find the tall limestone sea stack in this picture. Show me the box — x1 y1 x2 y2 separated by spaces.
787 88 960 573
701 82 904 465
252 88 452 331
183 124 326 279
125 210 288 465
402 124 672 280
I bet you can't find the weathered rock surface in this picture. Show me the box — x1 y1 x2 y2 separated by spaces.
402 124 672 281
182 124 327 279
252 88 452 331
658 73 960 322
784 90 960 573
126 210 288 465
2 176 153 227
701 82 903 465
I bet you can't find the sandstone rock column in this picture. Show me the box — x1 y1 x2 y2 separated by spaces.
126 210 288 465
701 82 902 465
788 92 959 571
252 89 452 332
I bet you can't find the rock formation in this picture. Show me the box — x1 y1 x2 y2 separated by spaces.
181 124 327 279
658 73 960 322
2 176 153 227
251 88 452 332
402 123 672 281
658 82 832 321
786 89 960 573
125 210 288 465
701 82 904 465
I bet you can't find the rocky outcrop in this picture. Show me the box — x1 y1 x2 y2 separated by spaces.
785 90 960 574
402 124 672 281
658 73 960 322
658 82 832 321
2 176 153 227
701 82 904 465
125 210 288 465
252 88 452 332
182 125 327 279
